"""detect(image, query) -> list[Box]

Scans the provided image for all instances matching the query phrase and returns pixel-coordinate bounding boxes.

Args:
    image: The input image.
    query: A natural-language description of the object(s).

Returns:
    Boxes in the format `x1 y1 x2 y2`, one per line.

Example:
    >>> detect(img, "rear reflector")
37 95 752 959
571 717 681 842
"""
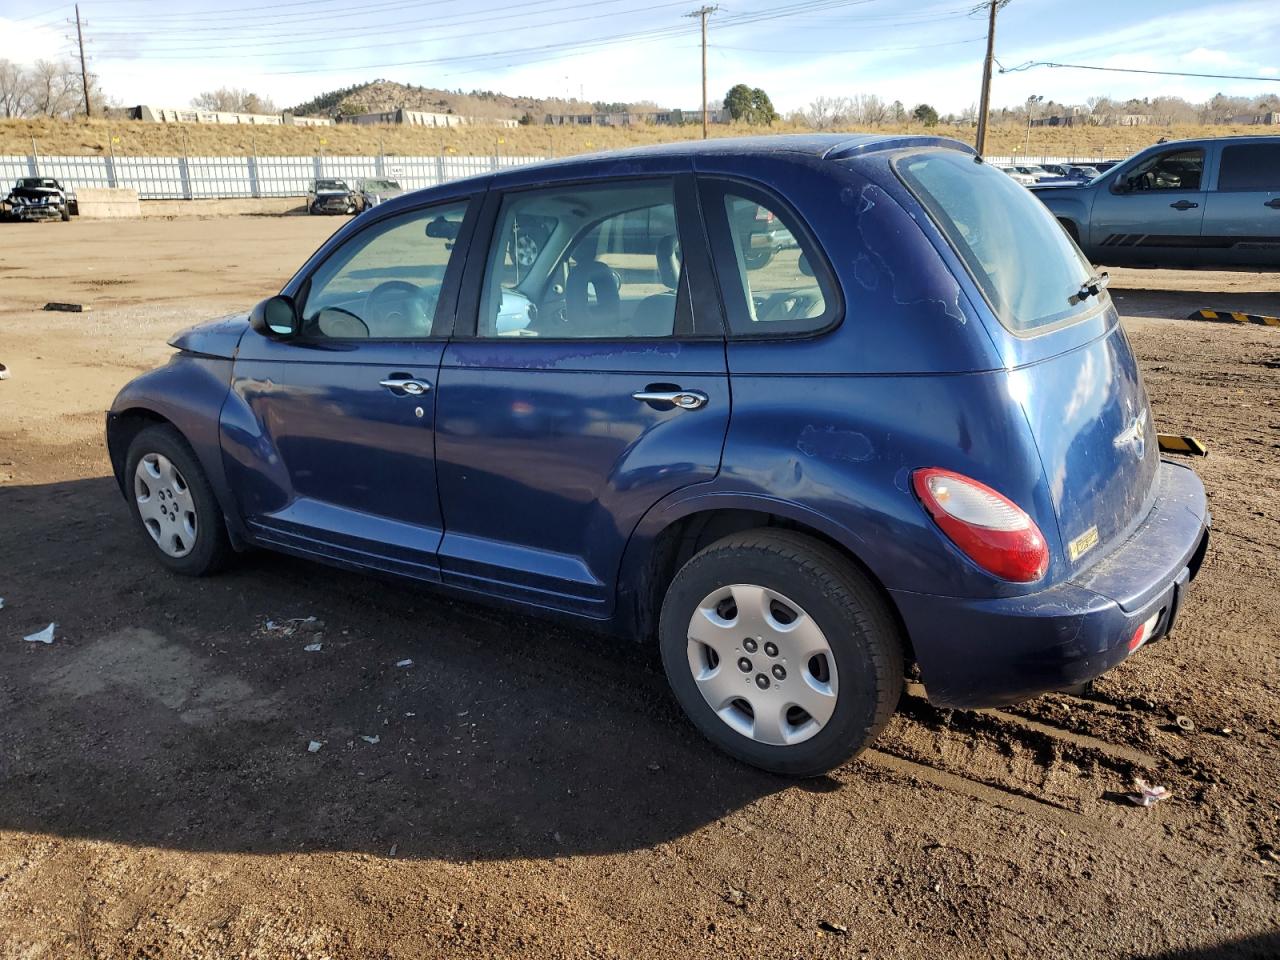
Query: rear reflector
1128 610 1162 652
912 468 1049 583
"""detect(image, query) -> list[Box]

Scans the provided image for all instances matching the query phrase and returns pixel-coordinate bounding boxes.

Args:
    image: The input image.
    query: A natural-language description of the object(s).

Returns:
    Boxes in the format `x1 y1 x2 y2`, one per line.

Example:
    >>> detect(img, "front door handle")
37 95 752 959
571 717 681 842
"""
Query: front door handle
632 389 708 410
1169 200 1199 210
1265 198 1280 209
380 378 431 396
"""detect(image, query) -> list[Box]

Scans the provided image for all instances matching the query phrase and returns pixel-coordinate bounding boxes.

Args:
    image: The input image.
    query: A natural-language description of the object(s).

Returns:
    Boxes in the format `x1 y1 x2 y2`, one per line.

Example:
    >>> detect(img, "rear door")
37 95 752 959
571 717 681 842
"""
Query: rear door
1201 141 1280 266
433 172 729 617
1088 146 1207 264
225 197 476 579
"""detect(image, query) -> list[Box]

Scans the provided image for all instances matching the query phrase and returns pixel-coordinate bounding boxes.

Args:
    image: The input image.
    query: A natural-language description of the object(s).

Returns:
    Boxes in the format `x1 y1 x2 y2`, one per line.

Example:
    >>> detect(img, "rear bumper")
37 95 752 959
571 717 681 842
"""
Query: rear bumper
892 460 1210 709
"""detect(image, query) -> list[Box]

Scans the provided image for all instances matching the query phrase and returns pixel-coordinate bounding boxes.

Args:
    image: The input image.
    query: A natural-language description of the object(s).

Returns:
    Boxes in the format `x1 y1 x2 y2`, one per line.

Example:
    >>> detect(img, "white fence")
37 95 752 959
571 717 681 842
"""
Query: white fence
0 153 544 200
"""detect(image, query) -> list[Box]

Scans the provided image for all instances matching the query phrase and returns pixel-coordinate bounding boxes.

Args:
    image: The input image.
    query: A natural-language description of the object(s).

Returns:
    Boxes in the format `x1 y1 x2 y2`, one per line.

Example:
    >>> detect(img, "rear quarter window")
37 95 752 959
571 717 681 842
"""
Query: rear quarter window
1217 143 1280 191
894 150 1099 335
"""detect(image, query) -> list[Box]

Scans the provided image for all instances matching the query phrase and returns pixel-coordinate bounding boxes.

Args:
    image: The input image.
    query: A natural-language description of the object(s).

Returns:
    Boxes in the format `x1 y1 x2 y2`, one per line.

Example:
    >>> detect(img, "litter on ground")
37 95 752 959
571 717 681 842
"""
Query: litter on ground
1126 778 1172 807
396 658 413 668
361 735 380 745
303 642 322 652
307 740 324 753
23 623 55 644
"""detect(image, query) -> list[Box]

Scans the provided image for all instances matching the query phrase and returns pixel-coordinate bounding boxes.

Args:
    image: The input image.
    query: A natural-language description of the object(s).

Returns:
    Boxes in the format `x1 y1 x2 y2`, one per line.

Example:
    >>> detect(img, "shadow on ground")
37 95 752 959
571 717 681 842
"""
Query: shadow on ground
0 476 789 862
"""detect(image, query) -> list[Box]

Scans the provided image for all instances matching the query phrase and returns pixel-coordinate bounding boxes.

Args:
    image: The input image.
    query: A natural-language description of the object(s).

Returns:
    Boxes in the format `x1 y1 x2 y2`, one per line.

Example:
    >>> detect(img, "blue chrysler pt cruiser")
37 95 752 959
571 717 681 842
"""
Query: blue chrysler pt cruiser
106 135 1210 776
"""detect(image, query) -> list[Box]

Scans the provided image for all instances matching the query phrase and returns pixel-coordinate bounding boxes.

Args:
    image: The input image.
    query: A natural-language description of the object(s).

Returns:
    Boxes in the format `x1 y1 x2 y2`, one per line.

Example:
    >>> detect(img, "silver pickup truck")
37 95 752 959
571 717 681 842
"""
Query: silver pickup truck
1031 136 1280 267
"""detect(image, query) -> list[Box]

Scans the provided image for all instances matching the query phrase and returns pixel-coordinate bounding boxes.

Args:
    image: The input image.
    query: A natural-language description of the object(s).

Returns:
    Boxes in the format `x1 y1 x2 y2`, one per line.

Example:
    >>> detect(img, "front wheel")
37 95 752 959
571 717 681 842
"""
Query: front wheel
659 530 903 776
124 425 233 576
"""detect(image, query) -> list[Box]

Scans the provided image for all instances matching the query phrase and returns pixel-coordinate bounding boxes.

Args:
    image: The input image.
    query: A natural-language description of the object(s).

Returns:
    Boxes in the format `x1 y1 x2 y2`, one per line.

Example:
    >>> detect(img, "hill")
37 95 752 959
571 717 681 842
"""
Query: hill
287 80 545 121
2 115 1273 161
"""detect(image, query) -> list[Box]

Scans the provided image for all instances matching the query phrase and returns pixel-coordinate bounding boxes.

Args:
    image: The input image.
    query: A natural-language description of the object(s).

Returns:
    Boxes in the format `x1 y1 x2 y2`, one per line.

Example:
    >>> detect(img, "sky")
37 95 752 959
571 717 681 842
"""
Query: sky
1 0 1277 115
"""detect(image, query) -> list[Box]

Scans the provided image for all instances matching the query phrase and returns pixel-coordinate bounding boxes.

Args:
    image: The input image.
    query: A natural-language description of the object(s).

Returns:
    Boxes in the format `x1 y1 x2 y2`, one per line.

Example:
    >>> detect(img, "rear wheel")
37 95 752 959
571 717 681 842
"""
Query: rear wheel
124 425 233 576
659 530 903 776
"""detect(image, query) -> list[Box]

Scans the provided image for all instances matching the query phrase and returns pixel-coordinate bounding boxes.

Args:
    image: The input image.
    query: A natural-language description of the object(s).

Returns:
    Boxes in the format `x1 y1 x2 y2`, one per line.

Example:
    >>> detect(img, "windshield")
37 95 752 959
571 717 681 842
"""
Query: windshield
363 180 400 192
315 180 347 191
895 149 1099 335
17 178 58 189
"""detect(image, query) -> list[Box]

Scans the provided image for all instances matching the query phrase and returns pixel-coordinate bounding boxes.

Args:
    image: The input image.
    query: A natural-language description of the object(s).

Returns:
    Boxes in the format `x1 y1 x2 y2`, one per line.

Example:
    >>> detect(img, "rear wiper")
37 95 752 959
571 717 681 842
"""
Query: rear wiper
1070 271 1110 305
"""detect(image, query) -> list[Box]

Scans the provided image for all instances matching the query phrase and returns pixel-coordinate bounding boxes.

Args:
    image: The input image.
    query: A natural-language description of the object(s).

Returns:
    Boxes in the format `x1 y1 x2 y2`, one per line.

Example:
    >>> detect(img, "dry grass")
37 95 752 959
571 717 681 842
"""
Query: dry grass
2 115 1272 160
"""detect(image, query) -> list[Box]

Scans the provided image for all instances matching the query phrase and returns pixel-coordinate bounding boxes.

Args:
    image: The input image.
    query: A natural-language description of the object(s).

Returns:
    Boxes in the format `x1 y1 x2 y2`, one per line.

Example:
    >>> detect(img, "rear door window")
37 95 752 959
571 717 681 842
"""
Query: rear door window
701 182 837 337
1217 143 1280 191
894 149 1098 335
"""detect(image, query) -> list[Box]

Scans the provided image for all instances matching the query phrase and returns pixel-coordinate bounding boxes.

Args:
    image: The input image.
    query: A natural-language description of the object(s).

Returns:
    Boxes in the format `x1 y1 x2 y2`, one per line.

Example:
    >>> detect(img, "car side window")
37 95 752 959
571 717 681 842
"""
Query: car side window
710 186 834 337
477 181 686 339
1217 144 1280 192
1115 149 1204 193
299 200 468 340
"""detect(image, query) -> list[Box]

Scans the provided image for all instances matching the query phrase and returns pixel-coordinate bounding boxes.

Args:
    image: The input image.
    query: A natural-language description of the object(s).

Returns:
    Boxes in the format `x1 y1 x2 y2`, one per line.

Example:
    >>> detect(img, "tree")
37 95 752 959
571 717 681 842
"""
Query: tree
192 87 277 115
852 93 887 125
724 84 778 125
912 103 939 127
889 100 906 122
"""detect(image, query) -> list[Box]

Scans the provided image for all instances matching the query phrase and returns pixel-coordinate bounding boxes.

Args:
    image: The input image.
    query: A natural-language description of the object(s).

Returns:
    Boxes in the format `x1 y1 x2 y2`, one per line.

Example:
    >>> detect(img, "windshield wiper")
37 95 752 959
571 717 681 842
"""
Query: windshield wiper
1070 271 1110 305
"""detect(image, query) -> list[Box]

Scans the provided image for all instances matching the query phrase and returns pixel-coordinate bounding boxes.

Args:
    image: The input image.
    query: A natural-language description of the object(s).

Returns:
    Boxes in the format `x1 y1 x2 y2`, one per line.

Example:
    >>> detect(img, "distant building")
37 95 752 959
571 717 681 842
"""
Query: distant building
130 105 335 126
338 108 519 128
543 108 724 127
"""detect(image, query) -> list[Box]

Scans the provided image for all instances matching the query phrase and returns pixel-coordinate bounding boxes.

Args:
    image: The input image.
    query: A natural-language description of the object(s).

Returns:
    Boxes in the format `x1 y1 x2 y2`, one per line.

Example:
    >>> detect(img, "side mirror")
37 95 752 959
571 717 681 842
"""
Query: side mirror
249 295 299 338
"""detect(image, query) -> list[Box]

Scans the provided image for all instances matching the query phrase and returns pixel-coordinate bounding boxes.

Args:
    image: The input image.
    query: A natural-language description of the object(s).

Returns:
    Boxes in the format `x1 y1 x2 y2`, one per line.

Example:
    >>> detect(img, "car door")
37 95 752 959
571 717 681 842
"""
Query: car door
223 196 477 580
1201 141 1280 267
433 172 729 617
1088 146 1207 265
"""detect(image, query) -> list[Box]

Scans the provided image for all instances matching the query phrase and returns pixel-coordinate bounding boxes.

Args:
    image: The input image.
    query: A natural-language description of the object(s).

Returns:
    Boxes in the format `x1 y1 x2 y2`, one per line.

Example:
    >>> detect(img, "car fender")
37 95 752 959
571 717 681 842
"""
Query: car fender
106 355 247 543
612 484 891 640
1031 186 1093 242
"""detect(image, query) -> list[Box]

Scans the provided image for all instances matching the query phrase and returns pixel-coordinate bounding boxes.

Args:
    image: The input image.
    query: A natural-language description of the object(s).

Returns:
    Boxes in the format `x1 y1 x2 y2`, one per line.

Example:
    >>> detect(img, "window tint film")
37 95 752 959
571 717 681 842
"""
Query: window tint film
300 201 468 339
719 192 831 336
895 150 1097 335
478 181 685 339
1218 144 1280 192
1116 148 1204 192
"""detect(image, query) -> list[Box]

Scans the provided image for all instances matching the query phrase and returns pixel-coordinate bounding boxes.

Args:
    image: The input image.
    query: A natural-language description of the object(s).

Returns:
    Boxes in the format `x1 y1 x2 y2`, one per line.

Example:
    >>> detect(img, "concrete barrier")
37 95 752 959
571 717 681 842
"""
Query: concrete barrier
139 197 306 218
75 187 141 219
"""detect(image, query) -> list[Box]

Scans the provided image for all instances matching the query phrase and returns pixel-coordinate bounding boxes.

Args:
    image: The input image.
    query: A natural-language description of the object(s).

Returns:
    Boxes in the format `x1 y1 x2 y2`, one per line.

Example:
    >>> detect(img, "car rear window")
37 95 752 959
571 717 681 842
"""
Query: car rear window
894 149 1099 335
1217 143 1280 192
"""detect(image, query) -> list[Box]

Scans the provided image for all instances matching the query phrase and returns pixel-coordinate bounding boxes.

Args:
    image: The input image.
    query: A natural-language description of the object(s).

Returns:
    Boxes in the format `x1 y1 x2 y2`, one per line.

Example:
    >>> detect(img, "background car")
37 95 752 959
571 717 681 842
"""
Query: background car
5 177 70 222
355 178 404 212
106 135 1208 777
1032 135 1280 266
307 178 356 215
999 166 1037 186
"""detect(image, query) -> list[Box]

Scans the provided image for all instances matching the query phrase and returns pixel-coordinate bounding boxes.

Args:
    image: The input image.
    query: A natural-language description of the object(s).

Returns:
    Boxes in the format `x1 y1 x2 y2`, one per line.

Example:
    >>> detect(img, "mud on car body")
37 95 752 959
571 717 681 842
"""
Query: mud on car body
106 135 1210 776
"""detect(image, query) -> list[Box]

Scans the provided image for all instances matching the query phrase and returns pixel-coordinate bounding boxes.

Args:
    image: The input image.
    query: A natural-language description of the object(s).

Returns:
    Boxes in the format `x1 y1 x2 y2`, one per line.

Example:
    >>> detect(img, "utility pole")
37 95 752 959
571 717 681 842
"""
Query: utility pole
974 0 1006 156
74 4 91 118
685 5 717 139
1024 93 1042 156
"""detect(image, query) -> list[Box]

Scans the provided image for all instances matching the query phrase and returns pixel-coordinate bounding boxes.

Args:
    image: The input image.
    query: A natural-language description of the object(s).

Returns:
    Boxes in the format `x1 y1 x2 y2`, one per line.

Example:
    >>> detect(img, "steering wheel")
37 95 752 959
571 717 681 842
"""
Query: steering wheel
363 280 434 337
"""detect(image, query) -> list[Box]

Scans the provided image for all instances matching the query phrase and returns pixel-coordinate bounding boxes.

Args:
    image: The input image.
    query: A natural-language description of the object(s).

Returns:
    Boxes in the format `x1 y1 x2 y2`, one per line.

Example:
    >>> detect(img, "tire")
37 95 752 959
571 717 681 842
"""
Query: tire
60 207 70 222
124 424 233 576
1057 218 1080 244
659 530 903 776
743 247 775 270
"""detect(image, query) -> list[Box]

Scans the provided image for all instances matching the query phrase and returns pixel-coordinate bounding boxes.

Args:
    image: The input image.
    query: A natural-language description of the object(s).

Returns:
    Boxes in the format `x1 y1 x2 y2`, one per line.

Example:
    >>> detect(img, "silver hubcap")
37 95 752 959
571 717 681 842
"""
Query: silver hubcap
134 453 198 558
686 584 839 746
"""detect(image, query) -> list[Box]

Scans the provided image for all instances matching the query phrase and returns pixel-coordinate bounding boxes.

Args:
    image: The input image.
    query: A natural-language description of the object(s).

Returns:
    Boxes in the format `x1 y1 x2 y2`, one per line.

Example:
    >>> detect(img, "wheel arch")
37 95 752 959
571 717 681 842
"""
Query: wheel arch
615 494 912 661
106 406 178 496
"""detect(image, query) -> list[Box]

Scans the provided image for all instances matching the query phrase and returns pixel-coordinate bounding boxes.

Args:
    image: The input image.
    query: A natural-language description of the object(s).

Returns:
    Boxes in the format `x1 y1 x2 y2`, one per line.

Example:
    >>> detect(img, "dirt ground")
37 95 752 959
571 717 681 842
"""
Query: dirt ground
0 217 1278 959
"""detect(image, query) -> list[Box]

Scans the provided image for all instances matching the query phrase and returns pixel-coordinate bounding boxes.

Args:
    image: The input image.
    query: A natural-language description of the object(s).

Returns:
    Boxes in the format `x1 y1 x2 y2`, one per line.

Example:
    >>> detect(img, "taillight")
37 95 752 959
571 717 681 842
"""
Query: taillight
754 207 774 223
912 468 1049 583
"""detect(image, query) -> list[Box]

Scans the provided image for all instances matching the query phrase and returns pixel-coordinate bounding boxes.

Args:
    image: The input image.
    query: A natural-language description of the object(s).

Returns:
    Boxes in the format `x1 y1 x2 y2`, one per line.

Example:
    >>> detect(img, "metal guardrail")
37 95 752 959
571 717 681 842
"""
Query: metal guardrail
0 153 544 201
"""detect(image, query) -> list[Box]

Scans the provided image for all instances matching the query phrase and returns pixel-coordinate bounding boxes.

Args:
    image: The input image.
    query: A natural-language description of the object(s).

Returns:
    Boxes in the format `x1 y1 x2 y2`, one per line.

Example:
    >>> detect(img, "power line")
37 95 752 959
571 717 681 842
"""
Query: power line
710 35 983 53
999 60 1280 83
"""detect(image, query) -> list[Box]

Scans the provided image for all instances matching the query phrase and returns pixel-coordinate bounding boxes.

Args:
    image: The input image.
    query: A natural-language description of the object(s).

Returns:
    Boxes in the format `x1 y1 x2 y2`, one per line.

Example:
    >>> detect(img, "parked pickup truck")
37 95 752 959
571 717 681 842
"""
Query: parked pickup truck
4 177 70 222
1031 136 1280 267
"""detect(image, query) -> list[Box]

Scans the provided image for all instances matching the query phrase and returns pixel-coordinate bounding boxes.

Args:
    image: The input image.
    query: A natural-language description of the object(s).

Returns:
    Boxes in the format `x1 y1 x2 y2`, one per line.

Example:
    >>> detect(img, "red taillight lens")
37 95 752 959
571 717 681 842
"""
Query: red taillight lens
912 468 1049 583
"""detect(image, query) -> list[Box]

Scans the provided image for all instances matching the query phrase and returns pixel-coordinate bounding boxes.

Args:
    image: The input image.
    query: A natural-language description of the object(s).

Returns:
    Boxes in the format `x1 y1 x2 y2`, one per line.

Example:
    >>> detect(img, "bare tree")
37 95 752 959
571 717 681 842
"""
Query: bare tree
0 59 31 118
192 87 278 115
28 59 82 118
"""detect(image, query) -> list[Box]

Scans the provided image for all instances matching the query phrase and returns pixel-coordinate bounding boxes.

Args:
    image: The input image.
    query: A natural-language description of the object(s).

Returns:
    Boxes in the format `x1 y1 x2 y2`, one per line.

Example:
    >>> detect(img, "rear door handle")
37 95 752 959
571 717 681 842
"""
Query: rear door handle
632 389 708 410
1169 200 1199 210
1265 198 1280 209
380 378 431 395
